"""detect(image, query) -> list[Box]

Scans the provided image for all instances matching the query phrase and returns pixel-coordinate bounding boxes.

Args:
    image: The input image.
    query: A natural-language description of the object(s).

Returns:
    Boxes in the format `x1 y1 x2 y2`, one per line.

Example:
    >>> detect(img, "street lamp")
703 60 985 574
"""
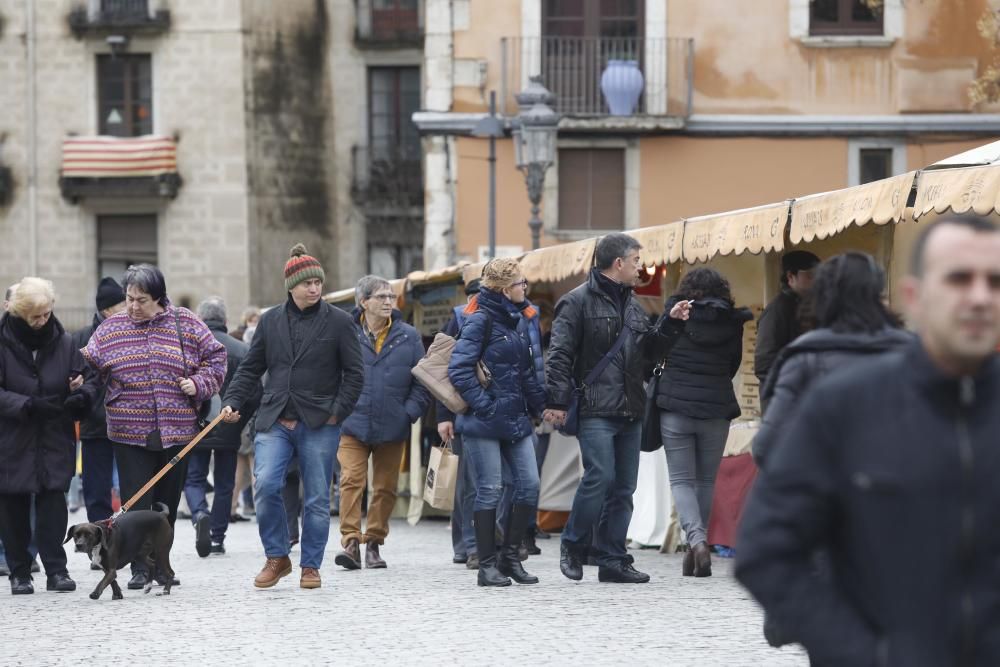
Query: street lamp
513 76 559 250
471 91 504 260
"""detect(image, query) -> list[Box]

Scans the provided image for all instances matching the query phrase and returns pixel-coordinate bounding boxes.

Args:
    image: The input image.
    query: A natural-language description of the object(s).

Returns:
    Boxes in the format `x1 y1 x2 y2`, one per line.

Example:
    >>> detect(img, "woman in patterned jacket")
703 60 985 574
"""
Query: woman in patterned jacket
82 264 226 590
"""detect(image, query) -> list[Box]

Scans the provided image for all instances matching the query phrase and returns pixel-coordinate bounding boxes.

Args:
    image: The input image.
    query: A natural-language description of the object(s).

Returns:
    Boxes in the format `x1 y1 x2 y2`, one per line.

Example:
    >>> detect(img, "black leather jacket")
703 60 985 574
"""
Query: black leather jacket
545 269 659 420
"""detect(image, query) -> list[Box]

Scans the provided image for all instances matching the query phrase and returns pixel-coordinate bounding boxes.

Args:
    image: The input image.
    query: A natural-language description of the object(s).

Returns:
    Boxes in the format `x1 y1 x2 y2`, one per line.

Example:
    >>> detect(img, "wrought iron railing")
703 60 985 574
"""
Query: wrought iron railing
500 36 694 117
351 146 423 209
68 0 170 35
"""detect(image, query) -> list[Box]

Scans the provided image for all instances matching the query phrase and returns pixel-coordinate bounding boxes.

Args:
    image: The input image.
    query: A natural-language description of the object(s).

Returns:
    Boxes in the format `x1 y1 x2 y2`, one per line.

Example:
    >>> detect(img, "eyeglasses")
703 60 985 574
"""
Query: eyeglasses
509 280 528 289
369 293 396 302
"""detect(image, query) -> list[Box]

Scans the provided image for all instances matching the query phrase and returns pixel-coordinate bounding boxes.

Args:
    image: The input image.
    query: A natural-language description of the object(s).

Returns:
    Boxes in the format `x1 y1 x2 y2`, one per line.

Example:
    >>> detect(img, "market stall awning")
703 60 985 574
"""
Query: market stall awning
926 139 1000 169
61 135 178 177
682 202 789 263
789 171 915 244
519 237 596 284
912 164 1000 220
407 262 469 288
628 221 684 267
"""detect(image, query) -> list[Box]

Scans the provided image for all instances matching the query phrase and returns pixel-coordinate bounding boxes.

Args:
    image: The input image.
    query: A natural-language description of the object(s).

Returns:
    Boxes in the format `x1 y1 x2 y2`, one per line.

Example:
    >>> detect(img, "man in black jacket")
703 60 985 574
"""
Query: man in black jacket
71 277 126 523
735 215 1000 666
753 250 819 400
184 297 261 557
221 244 364 590
544 233 659 584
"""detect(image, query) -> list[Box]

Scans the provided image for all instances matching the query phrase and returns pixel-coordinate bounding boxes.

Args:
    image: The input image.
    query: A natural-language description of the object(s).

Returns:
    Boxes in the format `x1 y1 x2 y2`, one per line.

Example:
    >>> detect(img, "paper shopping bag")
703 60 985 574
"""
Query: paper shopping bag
423 443 459 511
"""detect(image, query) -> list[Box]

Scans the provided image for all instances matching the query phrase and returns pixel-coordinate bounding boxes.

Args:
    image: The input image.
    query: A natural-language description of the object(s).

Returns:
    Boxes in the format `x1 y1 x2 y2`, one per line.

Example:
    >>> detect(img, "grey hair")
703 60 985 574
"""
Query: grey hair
197 296 227 324
355 275 392 306
122 264 167 304
4 283 19 303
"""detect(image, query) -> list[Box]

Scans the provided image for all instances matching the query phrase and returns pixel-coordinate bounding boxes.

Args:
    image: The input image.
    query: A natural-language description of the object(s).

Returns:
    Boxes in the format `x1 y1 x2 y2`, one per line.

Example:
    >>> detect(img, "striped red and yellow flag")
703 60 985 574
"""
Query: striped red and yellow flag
61 135 177 178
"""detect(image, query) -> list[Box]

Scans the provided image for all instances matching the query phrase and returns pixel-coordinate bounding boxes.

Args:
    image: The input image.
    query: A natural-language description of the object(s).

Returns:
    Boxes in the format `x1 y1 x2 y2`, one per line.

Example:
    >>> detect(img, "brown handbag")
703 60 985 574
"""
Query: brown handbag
411 317 493 414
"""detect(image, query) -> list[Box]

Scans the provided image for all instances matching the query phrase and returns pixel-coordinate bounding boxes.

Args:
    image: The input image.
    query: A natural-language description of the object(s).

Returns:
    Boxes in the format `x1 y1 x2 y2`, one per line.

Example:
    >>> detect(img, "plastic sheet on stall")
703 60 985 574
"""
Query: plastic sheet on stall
790 171 915 244
682 201 789 263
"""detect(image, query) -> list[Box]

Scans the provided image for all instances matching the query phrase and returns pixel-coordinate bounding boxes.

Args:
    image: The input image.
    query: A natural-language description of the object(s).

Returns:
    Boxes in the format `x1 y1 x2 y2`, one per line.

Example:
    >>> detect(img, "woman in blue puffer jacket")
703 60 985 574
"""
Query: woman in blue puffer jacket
448 257 547 587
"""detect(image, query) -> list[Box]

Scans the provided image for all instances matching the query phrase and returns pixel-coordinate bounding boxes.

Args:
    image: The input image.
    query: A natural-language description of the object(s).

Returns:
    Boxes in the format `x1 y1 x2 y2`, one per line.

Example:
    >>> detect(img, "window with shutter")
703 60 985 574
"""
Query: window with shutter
97 214 157 279
558 148 625 231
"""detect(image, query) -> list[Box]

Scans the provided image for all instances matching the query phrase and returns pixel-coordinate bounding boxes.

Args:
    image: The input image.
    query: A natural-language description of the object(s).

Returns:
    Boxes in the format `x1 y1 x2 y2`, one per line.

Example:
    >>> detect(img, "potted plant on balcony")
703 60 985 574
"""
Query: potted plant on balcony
601 54 645 116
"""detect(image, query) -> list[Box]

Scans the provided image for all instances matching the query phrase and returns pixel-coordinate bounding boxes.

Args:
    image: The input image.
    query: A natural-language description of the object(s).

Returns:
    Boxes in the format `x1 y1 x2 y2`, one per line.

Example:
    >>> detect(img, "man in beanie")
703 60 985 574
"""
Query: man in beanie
754 250 820 406
222 243 364 590
71 277 127 523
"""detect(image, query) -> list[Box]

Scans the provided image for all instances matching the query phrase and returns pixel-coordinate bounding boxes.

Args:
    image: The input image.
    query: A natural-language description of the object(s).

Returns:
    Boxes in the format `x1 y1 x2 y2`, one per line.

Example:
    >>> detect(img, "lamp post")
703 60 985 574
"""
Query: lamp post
513 76 559 250
471 91 504 260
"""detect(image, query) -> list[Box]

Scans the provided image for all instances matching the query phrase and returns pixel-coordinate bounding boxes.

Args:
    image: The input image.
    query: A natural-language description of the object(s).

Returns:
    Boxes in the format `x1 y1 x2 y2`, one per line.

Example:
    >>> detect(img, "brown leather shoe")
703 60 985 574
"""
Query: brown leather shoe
300 567 321 589
693 541 712 578
253 556 292 588
365 542 387 569
334 539 362 570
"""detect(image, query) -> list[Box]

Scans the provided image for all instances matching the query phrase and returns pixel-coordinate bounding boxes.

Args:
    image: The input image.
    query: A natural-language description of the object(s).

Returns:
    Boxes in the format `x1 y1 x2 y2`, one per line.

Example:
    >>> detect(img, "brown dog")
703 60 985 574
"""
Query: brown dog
64 502 175 600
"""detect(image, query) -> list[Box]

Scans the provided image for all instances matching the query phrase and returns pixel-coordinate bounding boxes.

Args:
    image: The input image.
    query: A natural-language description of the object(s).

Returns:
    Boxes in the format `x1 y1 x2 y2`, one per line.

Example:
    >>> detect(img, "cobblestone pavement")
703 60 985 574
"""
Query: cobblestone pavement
6 516 807 666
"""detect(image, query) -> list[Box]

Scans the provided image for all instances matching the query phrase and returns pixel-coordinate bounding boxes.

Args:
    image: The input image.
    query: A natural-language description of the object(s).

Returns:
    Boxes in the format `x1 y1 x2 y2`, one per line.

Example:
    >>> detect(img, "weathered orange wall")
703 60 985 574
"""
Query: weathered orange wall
452 3 522 112
454 137 536 261
639 136 847 226
907 138 1000 171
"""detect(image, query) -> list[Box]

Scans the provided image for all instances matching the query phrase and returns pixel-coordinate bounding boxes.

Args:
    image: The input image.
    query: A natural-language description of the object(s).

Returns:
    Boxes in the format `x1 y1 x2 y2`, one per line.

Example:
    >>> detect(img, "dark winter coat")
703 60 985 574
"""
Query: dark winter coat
224 298 365 431
545 268 659 419
449 288 546 442
342 309 430 444
753 286 803 387
436 296 544 425
753 326 914 465
735 342 1000 667
71 313 109 441
198 319 261 450
655 296 753 421
0 313 98 494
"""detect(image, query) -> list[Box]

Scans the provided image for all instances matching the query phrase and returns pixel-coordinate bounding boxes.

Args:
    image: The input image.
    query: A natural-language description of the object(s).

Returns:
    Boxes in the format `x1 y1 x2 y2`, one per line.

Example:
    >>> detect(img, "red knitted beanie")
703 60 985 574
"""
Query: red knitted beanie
284 243 326 291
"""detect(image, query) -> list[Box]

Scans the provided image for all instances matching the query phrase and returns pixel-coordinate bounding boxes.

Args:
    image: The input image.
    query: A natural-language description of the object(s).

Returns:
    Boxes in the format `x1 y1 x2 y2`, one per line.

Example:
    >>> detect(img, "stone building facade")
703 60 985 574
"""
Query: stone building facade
0 0 423 327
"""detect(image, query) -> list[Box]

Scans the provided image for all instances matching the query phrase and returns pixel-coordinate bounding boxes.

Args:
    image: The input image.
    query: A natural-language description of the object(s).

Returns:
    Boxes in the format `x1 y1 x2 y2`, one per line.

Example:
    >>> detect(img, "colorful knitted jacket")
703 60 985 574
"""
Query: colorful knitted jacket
82 303 227 448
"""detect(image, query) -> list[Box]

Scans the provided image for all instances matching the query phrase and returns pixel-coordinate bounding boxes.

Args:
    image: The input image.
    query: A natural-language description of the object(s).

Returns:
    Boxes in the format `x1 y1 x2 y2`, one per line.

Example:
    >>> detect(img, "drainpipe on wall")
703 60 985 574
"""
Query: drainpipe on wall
26 0 38 275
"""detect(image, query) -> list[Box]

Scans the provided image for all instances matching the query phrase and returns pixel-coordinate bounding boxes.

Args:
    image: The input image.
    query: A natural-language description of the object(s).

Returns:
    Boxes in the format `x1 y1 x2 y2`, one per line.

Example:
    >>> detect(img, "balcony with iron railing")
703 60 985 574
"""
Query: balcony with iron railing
351 145 423 213
500 36 694 120
354 0 423 49
68 0 170 38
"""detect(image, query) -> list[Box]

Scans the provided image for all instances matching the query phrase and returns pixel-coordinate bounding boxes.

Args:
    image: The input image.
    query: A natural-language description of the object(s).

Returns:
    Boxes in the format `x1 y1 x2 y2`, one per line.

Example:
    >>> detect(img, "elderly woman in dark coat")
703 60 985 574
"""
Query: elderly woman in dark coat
0 277 98 595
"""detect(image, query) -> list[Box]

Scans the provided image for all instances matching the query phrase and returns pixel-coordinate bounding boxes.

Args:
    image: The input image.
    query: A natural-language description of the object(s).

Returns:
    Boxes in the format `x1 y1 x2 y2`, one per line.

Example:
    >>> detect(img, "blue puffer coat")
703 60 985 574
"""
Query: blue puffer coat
449 288 547 441
341 310 430 445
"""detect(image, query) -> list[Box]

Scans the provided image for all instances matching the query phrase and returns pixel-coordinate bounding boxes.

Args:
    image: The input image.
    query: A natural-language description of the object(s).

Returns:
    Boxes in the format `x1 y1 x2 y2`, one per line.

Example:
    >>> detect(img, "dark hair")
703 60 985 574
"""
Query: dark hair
808 252 896 334
909 214 999 277
122 264 167 305
780 250 820 285
671 267 734 306
595 233 642 270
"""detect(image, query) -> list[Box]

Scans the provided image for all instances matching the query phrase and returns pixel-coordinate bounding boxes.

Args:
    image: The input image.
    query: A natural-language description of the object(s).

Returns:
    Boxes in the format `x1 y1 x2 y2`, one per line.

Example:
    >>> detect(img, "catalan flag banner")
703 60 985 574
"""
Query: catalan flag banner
61 135 178 178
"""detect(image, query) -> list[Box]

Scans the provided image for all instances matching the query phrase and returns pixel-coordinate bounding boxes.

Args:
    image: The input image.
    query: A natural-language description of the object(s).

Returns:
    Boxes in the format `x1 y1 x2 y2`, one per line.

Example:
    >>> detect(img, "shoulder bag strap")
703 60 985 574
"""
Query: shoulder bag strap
580 322 630 390
173 310 202 415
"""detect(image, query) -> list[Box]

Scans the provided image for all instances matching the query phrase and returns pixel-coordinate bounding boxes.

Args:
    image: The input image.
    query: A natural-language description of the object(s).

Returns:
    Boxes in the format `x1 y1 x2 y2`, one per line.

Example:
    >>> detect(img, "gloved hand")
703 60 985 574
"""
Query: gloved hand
63 393 90 420
28 397 63 418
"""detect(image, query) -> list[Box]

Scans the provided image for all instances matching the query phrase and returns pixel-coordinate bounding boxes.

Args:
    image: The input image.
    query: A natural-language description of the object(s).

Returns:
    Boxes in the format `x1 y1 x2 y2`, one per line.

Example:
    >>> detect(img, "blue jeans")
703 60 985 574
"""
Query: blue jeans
660 412 730 546
497 432 548 533
254 422 340 569
449 435 477 557
463 435 539 513
562 417 641 567
184 449 237 544
81 437 117 522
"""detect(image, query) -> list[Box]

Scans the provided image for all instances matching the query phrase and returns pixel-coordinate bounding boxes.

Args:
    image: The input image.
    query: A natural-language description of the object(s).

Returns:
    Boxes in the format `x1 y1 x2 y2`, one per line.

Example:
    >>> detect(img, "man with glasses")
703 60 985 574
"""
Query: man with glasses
333 276 429 570
544 233 660 584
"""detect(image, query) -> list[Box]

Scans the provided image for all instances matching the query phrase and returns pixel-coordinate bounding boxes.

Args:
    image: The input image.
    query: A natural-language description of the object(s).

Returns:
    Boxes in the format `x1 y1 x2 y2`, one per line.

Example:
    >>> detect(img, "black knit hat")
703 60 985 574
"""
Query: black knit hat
464 278 481 296
95 277 125 311
781 251 820 276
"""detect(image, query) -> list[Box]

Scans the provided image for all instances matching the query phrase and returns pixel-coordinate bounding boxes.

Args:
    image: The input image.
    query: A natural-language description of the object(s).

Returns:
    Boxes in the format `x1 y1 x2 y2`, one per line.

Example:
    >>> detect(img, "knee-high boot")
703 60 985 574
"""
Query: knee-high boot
474 509 511 587
497 504 539 584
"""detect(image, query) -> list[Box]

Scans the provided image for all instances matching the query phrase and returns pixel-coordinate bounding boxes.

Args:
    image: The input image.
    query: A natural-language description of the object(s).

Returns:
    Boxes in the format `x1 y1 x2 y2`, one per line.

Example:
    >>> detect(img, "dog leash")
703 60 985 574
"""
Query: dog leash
100 413 227 528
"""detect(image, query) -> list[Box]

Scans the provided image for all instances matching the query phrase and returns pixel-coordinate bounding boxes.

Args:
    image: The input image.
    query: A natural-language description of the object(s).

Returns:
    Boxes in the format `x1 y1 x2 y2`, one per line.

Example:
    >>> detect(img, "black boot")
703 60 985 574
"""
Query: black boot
559 542 583 581
474 509 511 587
497 504 539 585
